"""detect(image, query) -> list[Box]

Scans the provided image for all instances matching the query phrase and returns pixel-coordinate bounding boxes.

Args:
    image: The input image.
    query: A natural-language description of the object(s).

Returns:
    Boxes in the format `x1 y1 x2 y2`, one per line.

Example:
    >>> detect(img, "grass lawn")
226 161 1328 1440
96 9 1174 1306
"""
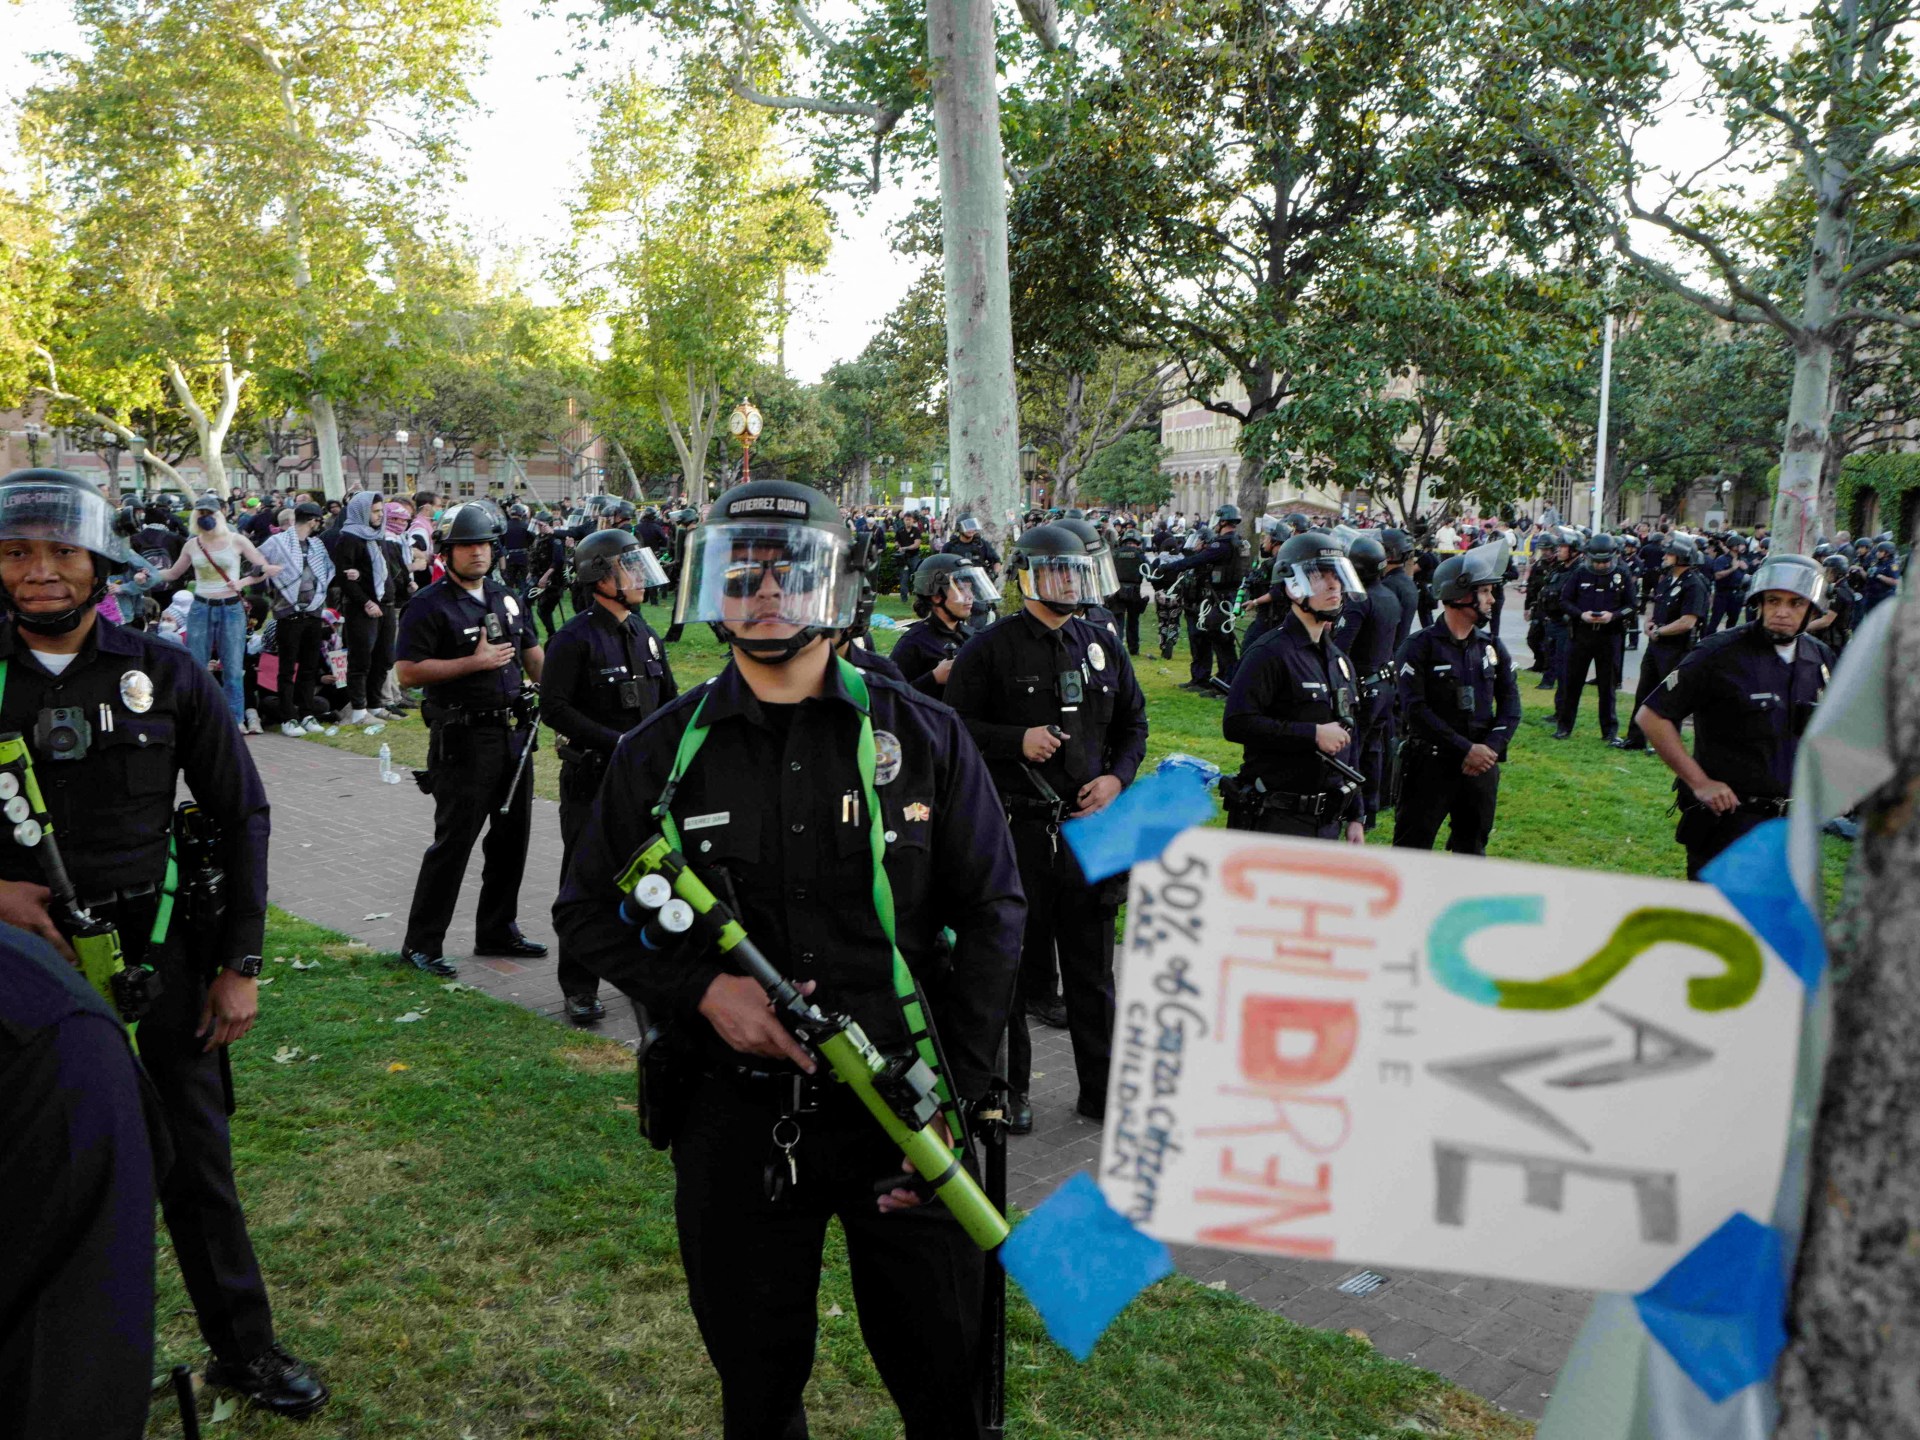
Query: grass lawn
149 910 1531 1440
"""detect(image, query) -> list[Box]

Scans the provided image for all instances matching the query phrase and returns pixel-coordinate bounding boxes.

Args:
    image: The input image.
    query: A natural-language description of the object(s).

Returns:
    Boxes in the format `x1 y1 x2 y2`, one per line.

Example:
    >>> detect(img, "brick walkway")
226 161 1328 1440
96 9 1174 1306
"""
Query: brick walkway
254 726 1590 1420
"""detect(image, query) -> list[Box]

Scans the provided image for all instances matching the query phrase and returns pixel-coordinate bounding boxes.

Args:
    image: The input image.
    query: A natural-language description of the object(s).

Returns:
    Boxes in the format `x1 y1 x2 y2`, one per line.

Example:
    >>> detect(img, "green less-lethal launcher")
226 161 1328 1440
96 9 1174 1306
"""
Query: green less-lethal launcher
618 834 1012 1252
0 731 137 1040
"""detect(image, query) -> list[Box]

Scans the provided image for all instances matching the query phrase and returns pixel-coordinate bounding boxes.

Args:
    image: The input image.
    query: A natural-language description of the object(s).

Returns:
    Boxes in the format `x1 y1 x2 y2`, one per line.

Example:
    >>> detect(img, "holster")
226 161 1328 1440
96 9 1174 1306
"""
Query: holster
635 1016 695 1151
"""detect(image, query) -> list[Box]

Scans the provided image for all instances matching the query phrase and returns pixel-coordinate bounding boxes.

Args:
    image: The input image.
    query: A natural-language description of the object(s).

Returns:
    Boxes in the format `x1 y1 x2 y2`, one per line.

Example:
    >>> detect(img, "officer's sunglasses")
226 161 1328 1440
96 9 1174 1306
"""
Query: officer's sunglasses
719 557 820 598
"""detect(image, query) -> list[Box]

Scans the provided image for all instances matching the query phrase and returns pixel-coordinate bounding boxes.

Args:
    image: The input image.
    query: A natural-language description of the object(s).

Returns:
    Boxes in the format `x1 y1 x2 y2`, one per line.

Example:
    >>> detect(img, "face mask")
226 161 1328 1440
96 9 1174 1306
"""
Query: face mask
196 513 218 530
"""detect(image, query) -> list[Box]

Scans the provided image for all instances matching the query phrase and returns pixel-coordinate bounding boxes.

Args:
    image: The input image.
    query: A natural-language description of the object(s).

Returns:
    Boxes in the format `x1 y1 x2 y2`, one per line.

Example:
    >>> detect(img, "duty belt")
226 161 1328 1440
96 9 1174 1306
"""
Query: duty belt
555 742 609 767
422 703 511 728
1678 792 1790 818
1360 664 1395 695
1004 792 1069 825
1222 774 1342 820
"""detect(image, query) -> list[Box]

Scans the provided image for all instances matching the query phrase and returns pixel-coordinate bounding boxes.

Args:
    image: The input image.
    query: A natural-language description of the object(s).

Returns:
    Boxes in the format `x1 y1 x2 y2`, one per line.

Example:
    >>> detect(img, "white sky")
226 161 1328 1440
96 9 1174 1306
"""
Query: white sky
0 0 920 384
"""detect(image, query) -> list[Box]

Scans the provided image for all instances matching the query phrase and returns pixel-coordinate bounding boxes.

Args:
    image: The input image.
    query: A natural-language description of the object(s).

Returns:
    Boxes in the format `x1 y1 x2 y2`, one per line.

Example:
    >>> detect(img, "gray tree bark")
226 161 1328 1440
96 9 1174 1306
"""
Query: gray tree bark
927 0 1021 551
1777 578 1920 1440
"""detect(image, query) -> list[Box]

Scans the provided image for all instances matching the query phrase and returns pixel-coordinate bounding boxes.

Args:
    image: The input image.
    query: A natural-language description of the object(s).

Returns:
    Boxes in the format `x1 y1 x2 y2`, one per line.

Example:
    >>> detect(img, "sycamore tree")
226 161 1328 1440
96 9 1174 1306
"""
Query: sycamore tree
570 63 828 500
26 0 492 500
1480 0 1920 548
1074 429 1170 512
0 182 61 409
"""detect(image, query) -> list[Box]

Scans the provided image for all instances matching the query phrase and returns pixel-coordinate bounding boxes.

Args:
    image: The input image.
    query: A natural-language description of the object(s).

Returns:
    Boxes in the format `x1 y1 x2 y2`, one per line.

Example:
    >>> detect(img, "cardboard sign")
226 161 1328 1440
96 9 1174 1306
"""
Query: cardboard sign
1101 831 1801 1294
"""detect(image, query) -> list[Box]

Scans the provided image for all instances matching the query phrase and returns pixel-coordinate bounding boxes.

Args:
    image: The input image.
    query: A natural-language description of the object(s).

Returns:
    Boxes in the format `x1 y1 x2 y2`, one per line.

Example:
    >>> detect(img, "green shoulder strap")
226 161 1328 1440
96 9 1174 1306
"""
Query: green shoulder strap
651 662 961 1134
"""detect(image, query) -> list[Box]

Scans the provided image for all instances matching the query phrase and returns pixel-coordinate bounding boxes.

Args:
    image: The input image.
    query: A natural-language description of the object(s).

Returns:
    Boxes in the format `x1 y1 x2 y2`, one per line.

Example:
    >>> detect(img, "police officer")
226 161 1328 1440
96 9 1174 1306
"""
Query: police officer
553 480 1023 1440
1807 552 1856 651
529 515 572 643
395 501 547 977
946 523 1148 1134
1220 531 1367 841
890 552 998 700
1374 528 1419 649
1155 503 1249 691
1238 516 1287 648
636 504 674 605
1338 532 1403 823
1110 526 1150 655
540 530 676 1025
1393 548 1521 854
1524 528 1572 686
1554 532 1635 744
1706 534 1750 632
1621 534 1711 751
1052 515 1126 644
0 468 327 1417
943 514 1001 578
1635 554 1833 879
1619 532 1642 650
501 502 533 595
1860 539 1901 617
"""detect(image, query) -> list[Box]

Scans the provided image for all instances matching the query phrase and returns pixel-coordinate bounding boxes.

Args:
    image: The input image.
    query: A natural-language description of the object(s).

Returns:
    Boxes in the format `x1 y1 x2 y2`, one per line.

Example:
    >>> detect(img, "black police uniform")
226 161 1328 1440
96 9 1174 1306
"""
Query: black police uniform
945 610 1148 1116
1332 581 1404 821
553 659 1024 1440
1110 538 1149 655
540 603 677 1004
1392 620 1521 853
1555 562 1636 738
1240 551 1281 648
1220 613 1362 838
889 616 971 700
1382 565 1420 650
843 638 907 682
943 532 1001 576
396 575 542 960
1708 549 1748 632
1 929 162 1440
0 618 279 1372
1623 565 1712 750
1155 531 1249 684
1641 622 1832 878
531 529 572 641
500 514 533 594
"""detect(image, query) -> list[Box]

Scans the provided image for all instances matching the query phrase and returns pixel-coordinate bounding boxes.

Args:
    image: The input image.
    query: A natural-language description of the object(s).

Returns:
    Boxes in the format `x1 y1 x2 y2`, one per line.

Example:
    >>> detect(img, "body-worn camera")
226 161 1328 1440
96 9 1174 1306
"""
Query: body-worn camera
1056 668 1084 706
1456 684 1478 715
33 707 91 761
483 612 507 645
614 677 645 710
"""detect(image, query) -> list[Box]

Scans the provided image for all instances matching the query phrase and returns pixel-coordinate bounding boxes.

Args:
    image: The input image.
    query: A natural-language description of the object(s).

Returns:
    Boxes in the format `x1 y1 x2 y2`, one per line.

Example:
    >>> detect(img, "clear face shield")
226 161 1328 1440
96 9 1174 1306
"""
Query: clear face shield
0 481 135 563
616 546 670 590
1087 543 1121 600
1282 555 1365 607
675 522 858 631
946 564 1001 610
1015 553 1106 608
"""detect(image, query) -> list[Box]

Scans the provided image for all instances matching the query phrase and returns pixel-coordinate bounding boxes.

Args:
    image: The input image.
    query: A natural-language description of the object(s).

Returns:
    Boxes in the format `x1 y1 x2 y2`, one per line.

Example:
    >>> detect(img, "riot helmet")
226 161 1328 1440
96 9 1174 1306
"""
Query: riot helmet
1347 534 1387 586
1010 523 1104 614
1053 515 1121 599
1664 535 1699 567
676 480 857 664
438 499 507 552
1274 531 1362 619
1584 532 1619 571
1213 504 1243 528
1745 553 1827 634
0 468 137 634
573 529 668 596
1378 527 1412 563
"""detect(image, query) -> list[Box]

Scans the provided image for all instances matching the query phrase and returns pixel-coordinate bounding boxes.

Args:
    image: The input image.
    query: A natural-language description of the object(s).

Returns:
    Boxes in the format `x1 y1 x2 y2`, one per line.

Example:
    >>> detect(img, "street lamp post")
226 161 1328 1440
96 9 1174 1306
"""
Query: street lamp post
931 459 947 521
129 436 148 498
23 423 41 468
394 429 410 491
1019 442 1037 510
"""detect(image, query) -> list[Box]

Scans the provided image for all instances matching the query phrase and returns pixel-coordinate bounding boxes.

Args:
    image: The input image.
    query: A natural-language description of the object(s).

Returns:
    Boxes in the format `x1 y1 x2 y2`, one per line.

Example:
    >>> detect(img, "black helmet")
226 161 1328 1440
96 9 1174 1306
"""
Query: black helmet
0 468 135 634
573 528 668 591
1274 531 1362 617
1347 534 1387 586
1377 527 1411 563
600 497 636 525
1665 535 1700 566
1010 522 1103 613
1282 511 1310 535
911 552 967 598
438 499 506 551
957 515 981 536
1433 553 1496 609
1063 506 1087 520
677 479 854 663
508 503 529 520
1052 516 1121 598
1821 553 1849 578
1214 503 1242 526
1584 532 1618 569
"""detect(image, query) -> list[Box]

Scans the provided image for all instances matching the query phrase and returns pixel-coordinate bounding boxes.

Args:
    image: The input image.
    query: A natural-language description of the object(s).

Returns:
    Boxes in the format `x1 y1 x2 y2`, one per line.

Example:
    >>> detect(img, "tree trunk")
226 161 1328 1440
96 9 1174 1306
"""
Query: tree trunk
1234 366 1277 515
855 455 872 507
927 0 1021 547
1772 159 1853 550
1776 584 1920 1440
164 352 248 500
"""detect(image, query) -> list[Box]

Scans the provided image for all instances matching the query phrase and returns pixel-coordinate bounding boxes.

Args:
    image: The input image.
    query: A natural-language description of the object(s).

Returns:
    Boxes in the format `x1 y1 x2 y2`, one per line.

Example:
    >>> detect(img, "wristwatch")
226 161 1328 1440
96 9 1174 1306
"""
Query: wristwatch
227 954 263 978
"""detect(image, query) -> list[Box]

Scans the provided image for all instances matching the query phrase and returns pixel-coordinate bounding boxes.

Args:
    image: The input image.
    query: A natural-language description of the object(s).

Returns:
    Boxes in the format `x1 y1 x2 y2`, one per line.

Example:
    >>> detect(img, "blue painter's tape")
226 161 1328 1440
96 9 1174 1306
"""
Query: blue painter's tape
1063 766 1216 883
1633 1211 1788 1404
1000 1171 1174 1361
1701 819 1826 988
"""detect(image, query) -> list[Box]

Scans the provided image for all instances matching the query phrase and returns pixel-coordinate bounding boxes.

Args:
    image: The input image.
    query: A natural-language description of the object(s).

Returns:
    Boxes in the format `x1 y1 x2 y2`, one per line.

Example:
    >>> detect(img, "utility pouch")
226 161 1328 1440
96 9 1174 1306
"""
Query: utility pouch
635 1018 693 1151
172 802 227 961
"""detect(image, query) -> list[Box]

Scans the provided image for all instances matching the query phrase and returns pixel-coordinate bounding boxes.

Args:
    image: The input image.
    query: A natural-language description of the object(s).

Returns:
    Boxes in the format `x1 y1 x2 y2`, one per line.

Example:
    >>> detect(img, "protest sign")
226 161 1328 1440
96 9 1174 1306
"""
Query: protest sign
1101 831 1802 1294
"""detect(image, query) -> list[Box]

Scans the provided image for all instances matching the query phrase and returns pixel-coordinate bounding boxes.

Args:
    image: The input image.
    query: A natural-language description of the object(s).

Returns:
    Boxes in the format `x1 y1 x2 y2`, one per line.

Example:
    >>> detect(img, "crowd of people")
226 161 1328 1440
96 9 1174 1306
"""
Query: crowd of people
0 459 1904 1440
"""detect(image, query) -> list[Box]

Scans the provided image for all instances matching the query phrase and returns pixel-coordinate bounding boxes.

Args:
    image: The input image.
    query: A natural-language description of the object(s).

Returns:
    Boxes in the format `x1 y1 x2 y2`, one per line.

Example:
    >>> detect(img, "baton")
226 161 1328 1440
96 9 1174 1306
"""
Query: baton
173 1365 201 1440
977 1075 1010 1437
499 716 538 816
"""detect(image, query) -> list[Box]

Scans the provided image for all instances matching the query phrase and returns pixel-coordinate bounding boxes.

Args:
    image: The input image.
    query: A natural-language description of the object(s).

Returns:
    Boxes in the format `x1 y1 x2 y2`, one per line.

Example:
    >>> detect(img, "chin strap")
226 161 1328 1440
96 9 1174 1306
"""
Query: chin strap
2 574 106 635
710 623 829 665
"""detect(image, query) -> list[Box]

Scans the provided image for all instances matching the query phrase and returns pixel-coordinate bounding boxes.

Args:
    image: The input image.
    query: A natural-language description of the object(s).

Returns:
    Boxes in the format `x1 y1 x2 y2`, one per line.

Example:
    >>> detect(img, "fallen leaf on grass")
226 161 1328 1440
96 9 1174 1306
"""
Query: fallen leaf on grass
1206 1280 1228 1290
272 1046 303 1064
825 1304 845 1318
439 980 470 993
210 1395 237 1423
387 1062 409 1073
393 1011 427 1023
257 976 274 985
291 959 320 971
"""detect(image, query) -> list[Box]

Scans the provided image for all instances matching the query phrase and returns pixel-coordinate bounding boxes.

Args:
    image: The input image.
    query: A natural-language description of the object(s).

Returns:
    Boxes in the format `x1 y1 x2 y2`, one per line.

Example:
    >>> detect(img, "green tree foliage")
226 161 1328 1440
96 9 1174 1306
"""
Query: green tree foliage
569 62 829 499
1075 429 1170 512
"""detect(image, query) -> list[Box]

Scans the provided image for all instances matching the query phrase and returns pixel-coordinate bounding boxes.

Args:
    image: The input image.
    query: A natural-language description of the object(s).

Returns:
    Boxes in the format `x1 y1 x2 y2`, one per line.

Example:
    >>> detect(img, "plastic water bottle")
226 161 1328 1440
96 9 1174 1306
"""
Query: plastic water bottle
378 741 394 785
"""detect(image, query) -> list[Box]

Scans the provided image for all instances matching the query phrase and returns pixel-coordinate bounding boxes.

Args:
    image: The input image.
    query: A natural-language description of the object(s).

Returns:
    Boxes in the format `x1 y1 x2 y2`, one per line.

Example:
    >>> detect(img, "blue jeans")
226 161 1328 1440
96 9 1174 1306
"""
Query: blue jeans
187 598 247 726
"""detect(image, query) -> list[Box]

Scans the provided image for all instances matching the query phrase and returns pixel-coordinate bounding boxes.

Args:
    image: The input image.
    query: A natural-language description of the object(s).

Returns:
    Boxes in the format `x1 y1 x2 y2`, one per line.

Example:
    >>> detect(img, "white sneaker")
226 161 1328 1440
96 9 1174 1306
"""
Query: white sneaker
281 721 305 738
245 709 264 734
301 717 325 734
345 708 373 725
